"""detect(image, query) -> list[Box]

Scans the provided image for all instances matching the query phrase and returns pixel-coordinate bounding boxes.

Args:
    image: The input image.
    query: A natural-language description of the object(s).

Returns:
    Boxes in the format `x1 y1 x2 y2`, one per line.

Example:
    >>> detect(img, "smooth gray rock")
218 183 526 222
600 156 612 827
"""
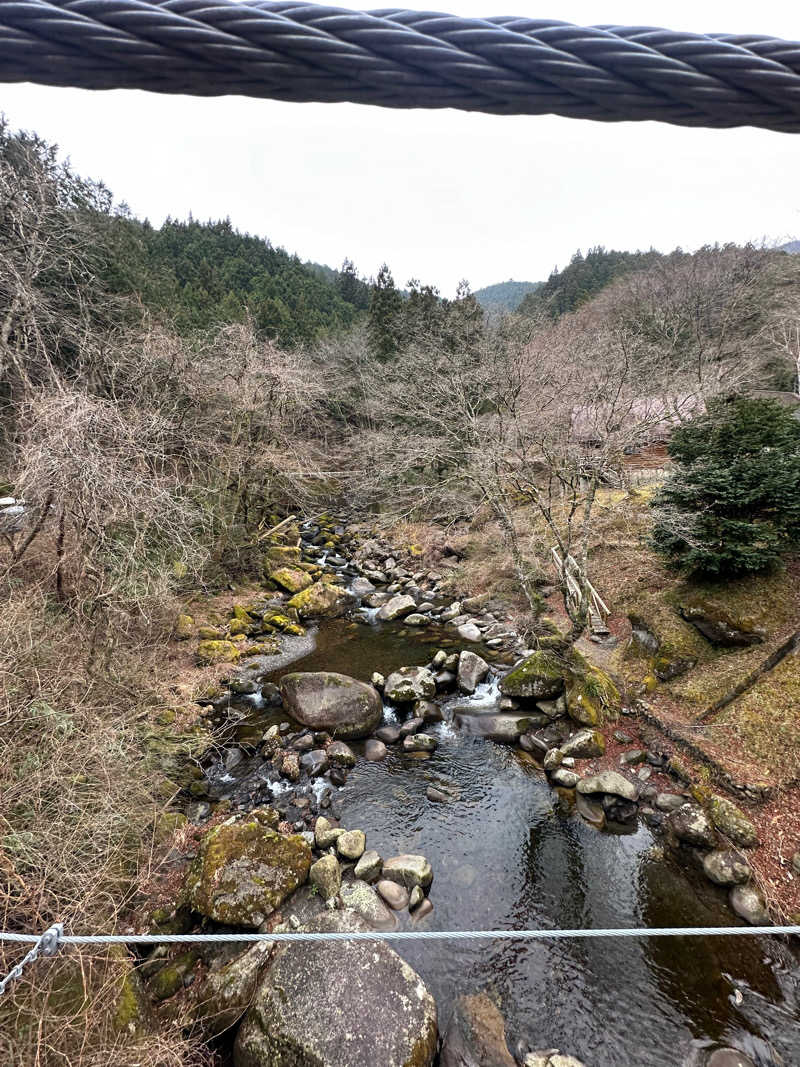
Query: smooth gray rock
655 793 686 812
702 850 751 887
454 713 531 744
350 577 376 598
402 732 437 753
339 880 396 930
705 1049 756 1067
577 771 637 801
365 739 388 762
457 622 483 643
550 768 580 789
354 849 382 883
457 650 490 694
235 911 437 1066
280 672 382 740
729 885 770 926
560 729 606 759
382 854 433 890
376 880 410 910
337 829 366 861
376 594 417 622
375 725 401 744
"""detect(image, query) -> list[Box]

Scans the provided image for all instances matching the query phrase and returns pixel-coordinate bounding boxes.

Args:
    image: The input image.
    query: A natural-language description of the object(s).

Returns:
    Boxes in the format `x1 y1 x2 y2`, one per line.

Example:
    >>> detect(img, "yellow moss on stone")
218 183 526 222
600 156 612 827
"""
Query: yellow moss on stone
174 614 194 640
196 639 240 665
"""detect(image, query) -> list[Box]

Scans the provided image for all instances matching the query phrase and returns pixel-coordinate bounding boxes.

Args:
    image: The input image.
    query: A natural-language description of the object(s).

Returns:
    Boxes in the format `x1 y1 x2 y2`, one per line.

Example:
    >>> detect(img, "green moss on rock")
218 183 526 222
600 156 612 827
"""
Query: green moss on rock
288 581 350 620
147 951 199 1002
174 614 194 640
708 794 759 849
262 545 302 578
196 639 240 666
184 809 310 927
500 651 564 700
270 566 314 594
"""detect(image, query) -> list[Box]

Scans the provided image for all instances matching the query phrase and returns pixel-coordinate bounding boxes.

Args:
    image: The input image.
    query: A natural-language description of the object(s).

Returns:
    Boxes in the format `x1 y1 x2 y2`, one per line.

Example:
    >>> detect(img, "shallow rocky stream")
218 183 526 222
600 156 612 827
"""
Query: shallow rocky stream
194 611 800 1067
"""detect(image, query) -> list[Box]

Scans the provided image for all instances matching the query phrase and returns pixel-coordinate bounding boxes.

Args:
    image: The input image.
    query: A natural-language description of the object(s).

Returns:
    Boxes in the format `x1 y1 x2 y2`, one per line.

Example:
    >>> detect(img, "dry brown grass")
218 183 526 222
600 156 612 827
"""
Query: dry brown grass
0 567 212 1065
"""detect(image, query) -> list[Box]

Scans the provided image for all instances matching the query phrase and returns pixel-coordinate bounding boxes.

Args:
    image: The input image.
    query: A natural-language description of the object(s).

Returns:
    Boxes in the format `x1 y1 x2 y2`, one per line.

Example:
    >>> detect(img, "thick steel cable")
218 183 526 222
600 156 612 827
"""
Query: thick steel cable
0 2 799 131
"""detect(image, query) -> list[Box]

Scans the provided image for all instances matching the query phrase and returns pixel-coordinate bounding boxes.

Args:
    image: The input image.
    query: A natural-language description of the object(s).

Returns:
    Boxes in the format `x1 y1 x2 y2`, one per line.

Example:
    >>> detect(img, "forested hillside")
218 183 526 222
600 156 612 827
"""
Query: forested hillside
473 278 541 314
518 246 663 317
105 216 370 345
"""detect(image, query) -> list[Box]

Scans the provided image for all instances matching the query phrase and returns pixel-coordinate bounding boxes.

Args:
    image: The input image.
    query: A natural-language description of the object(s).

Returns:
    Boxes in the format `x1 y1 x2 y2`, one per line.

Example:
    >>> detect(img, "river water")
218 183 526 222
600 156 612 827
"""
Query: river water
216 616 800 1066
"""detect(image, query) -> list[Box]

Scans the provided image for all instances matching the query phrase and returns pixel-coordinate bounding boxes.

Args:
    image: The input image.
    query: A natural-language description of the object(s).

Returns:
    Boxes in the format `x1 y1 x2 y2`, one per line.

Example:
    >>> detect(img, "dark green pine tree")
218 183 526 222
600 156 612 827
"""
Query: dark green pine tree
650 396 800 577
368 263 404 360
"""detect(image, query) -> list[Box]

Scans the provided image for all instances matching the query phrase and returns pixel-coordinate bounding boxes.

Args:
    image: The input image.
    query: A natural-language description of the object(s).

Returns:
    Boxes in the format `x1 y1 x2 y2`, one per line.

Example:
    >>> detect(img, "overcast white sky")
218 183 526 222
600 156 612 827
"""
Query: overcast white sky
2 0 799 294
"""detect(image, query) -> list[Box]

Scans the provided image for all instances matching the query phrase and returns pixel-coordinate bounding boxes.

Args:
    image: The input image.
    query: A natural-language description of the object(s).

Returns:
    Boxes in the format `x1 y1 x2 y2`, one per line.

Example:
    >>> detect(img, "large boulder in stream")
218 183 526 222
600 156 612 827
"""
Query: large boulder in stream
457 651 490 694
288 580 351 619
384 666 437 704
280 672 383 739
376 594 417 621
440 993 516 1067
454 713 533 744
499 651 564 700
184 810 311 927
234 910 437 1067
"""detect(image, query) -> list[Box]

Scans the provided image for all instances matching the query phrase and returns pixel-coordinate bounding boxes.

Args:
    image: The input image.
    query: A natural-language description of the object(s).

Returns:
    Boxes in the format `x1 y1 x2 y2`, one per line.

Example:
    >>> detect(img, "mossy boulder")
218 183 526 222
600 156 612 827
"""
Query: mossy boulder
174 614 194 640
280 671 383 739
263 545 302 577
197 625 225 640
111 947 154 1037
154 811 187 843
565 683 600 726
288 580 350 619
235 910 437 1067
232 604 251 622
628 606 707 681
184 809 311 927
708 795 759 848
191 941 273 1038
440 992 516 1067
261 609 306 637
271 567 314 594
147 951 199 1002
680 600 765 648
229 618 252 637
196 639 240 665
500 651 564 700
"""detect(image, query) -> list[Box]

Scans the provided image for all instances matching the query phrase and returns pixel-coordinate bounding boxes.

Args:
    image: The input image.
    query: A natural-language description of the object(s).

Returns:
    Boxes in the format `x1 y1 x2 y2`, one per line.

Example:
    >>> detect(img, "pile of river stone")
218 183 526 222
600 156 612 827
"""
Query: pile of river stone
301 522 526 655
139 804 439 1066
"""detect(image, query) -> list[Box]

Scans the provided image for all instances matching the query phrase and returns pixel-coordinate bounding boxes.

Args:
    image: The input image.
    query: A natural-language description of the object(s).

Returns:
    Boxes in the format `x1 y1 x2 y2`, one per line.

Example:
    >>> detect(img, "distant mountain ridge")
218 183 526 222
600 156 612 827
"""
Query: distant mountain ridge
778 240 800 254
473 279 542 314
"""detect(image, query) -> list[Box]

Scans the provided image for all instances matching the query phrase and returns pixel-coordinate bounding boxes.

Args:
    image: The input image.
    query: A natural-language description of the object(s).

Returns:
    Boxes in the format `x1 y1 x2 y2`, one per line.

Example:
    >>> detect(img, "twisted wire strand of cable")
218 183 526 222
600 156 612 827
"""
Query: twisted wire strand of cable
0 1 799 130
